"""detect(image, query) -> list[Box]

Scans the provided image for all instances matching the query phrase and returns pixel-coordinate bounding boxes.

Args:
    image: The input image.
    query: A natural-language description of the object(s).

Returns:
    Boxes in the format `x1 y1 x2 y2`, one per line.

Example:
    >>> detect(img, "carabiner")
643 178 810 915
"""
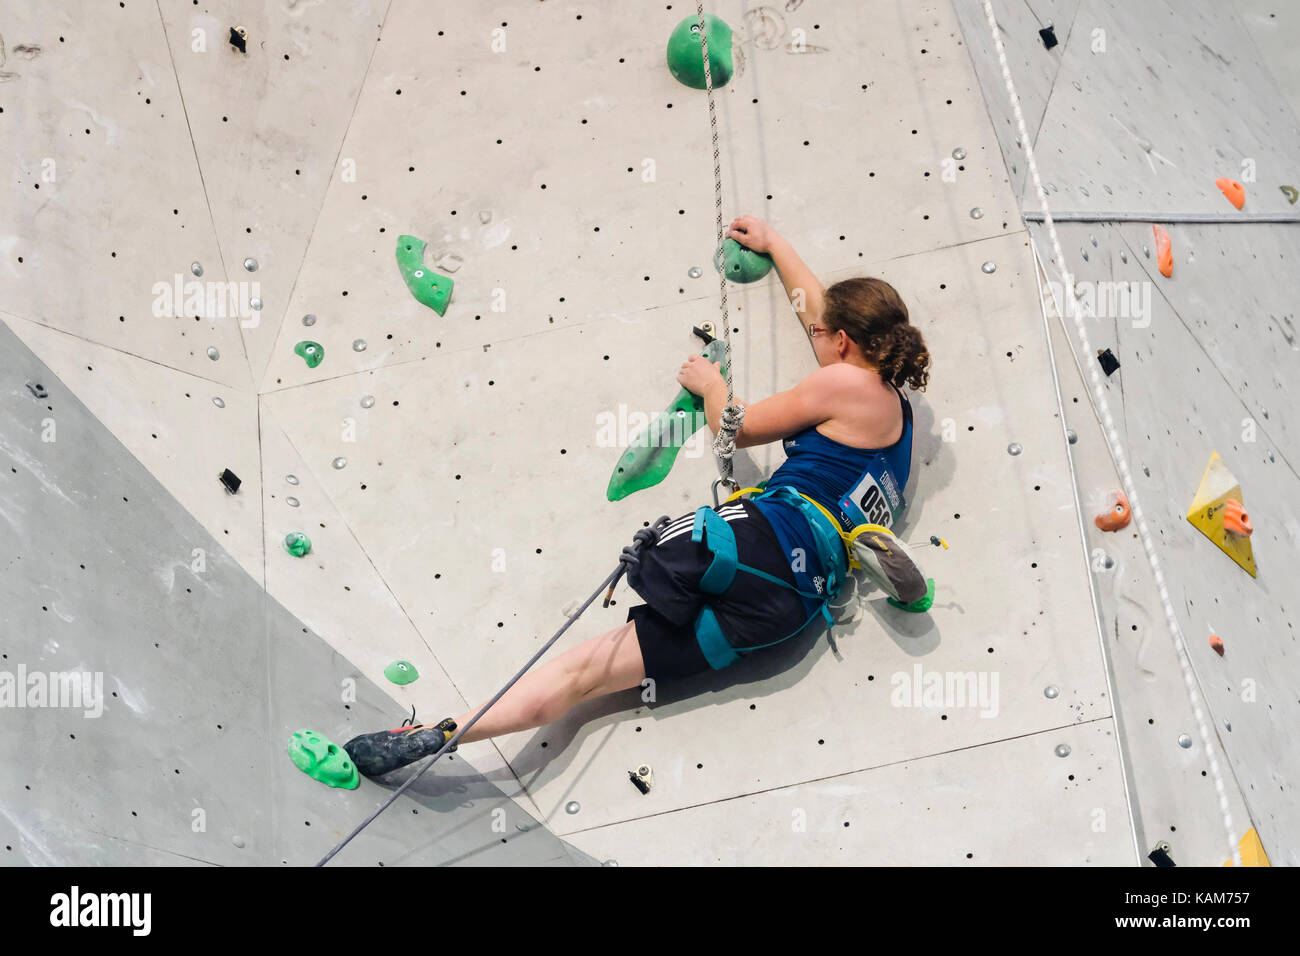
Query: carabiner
712 476 739 509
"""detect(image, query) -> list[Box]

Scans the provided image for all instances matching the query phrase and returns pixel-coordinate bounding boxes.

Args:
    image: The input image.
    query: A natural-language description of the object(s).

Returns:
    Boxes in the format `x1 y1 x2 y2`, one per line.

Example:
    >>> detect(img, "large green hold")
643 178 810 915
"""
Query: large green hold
288 728 360 789
396 235 454 315
607 338 728 501
666 14 734 90
716 237 774 284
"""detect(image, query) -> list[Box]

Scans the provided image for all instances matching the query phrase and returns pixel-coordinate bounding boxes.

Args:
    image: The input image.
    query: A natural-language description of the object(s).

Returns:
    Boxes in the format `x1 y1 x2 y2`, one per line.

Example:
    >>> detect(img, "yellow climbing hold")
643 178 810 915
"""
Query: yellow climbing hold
1222 828 1270 866
1186 451 1255 578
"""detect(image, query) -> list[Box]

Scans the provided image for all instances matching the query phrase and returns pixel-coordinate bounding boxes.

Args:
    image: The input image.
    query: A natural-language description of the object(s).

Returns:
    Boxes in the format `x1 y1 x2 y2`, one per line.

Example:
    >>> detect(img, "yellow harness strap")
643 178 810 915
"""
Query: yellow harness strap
723 487 767 502
723 486 893 572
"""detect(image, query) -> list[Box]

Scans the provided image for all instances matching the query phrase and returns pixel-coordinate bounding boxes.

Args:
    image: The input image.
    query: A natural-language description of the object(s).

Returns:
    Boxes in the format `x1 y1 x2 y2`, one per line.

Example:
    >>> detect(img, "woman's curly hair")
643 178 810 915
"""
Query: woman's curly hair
822 277 930 391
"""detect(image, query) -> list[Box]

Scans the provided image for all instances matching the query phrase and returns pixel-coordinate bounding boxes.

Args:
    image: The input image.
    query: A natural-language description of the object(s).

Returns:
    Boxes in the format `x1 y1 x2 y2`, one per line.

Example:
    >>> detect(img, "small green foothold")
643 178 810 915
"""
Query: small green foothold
287 729 360 789
396 235 454 315
666 14 734 90
384 660 419 685
715 237 774 284
607 338 728 501
284 531 312 557
887 578 936 614
294 341 324 368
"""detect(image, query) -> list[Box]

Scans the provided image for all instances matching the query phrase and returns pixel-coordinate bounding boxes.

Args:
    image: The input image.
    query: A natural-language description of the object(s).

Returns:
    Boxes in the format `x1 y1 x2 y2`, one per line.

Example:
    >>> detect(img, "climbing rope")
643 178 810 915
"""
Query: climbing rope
979 0 1242 866
315 515 673 866
695 4 745 506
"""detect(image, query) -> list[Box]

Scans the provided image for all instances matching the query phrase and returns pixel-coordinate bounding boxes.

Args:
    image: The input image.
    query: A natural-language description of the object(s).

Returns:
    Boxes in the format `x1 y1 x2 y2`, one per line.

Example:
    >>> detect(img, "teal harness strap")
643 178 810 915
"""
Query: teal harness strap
692 506 737 594
690 506 744 669
694 607 737 669
688 492 847 670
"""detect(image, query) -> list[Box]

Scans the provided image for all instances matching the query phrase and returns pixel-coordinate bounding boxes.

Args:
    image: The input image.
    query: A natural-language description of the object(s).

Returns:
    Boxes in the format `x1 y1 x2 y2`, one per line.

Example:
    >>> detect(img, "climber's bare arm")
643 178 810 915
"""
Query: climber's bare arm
682 359 849 449
766 236 826 330
726 215 826 330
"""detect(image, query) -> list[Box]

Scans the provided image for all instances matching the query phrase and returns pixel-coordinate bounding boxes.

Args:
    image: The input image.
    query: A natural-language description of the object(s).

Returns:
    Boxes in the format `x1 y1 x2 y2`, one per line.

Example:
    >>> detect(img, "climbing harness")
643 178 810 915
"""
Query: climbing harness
684 480 935 671
315 514 674 866
979 0 1238 865
690 372 933 668
690 487 850 669
694 3 745 507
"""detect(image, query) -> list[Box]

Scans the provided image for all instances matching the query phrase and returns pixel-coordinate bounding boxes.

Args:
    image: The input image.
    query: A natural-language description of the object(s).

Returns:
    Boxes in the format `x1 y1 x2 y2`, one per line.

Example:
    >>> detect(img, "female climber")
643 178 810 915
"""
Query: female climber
345 214 932 777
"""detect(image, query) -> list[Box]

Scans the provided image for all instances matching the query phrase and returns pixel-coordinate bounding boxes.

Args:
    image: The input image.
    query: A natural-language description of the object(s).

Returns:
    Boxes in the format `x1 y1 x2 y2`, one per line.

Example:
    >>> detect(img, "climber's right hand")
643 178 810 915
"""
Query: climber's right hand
727 215 778 254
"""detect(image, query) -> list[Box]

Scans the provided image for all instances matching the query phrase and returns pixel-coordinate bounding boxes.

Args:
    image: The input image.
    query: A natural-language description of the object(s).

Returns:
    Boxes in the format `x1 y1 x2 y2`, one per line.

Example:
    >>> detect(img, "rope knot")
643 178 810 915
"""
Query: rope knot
606 515 673 605
712 402 745 485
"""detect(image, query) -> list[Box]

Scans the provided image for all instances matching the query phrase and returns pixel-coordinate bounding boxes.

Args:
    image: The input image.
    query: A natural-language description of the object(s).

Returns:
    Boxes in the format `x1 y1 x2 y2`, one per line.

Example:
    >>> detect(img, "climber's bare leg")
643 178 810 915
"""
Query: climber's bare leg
451 620 646 744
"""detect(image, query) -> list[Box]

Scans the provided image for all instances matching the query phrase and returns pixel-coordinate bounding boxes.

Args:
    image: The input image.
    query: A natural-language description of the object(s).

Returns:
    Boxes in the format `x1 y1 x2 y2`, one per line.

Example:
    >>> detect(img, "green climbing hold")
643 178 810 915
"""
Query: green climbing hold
287 729 360 789
284 531 312 557
294 341 324 368
396 235 454 315
607 338 728 501
715 237 774 284
666 14 734 90
384 660 419 685
887 578 936 614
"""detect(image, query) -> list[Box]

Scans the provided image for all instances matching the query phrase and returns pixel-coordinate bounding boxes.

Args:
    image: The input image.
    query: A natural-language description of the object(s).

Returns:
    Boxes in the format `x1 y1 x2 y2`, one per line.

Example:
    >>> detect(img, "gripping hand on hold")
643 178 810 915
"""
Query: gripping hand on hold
726 214 778 253
677 353 725 399
728 214 825 327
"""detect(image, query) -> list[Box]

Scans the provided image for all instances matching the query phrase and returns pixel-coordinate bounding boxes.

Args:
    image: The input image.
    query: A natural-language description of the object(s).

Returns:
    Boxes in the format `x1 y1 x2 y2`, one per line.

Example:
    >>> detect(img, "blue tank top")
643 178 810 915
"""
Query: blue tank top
751 385 915 616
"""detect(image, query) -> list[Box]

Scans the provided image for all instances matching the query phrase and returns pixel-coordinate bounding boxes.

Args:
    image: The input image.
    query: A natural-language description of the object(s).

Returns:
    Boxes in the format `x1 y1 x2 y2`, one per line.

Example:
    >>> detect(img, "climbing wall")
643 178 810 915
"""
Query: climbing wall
957 0 1299 865
1032 221 1300 865
955 0 1300 221
0 320 596 866
2 0 1291 866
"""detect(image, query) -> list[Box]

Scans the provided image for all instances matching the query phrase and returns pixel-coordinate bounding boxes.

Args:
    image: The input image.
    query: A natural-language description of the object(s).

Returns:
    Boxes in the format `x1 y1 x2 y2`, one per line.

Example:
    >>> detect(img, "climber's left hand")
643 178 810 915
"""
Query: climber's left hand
677 354 724 397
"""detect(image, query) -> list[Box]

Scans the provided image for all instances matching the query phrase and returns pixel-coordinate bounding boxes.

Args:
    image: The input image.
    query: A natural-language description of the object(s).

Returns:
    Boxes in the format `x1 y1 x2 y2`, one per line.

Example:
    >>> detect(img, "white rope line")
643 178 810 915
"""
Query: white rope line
695 4 745 491
1030 243 1142 865
979 0 1242 867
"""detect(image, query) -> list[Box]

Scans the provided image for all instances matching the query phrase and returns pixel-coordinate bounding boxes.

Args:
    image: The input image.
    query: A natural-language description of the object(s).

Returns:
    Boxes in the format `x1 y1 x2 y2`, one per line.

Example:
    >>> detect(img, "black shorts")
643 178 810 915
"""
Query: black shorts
625 499 815 682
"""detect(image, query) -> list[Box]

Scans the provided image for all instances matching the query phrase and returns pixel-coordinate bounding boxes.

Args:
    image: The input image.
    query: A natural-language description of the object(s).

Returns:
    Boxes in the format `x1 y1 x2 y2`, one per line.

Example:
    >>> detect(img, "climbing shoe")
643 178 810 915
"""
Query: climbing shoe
343 717 458 778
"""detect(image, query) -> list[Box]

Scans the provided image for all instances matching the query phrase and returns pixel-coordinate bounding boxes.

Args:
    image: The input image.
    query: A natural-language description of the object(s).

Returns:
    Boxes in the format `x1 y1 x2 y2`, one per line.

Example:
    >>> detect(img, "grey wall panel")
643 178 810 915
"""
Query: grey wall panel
952 0 1080 198
154 1 388 386
565 721 1133 866
1032 250 1255 866
0 317 594 867
0 1 249 387
1236 0 1300 135
264 620 600 867
962 0 1300 219
1033 221 1300 864
0 807 218 867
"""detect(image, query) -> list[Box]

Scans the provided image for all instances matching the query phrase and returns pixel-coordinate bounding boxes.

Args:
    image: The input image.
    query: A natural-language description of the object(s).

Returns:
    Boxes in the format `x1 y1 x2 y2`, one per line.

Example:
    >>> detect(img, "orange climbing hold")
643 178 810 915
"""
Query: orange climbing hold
1094 492 1131 532
1152 224 1173 278
1215 177 1246 210
1209 634 1224 656
1223 499 1252 536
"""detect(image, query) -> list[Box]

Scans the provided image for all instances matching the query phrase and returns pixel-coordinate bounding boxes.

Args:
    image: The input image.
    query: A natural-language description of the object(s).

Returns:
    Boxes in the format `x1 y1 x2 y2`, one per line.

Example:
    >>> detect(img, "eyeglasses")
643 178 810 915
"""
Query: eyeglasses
806 324 827 340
